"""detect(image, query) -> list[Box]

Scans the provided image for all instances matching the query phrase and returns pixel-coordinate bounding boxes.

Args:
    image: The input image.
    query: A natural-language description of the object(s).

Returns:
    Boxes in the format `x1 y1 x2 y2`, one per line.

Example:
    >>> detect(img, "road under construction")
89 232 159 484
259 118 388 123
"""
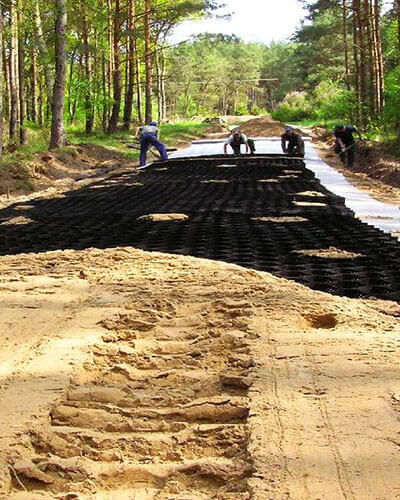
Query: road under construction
2 139 400 499
1 140 400 301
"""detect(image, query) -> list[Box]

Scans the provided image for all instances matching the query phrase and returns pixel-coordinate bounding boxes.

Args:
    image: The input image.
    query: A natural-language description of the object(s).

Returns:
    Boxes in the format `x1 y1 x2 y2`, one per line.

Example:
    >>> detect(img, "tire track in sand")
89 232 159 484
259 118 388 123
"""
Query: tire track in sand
7 294 256 499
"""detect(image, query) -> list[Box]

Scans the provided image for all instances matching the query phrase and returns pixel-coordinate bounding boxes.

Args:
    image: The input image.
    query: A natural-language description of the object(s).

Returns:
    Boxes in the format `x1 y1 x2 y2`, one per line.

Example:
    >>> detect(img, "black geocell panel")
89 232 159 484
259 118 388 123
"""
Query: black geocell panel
1 154 400 300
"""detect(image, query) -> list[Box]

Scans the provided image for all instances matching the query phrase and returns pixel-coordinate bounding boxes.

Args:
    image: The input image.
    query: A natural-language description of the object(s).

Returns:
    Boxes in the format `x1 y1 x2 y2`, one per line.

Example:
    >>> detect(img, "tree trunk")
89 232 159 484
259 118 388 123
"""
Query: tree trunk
352 0 364 124
71 54 82 123
373 0 384 110
369 0 380 114
82 1 94 134
123 0 135 130
363 0 376 116
17 2 27 145
352 1 359 119
3 40 10 121
38 72 44 126
155 47 161 123
102 53 108 132
160 49 167 121
107 0 122 134
144 0 153 122
34 0 54 106
92 28 100 130
67 49 76 122
342 0 351 91
50 0 67 149
135 39 142 122
31 48 38 123
9 0 19 145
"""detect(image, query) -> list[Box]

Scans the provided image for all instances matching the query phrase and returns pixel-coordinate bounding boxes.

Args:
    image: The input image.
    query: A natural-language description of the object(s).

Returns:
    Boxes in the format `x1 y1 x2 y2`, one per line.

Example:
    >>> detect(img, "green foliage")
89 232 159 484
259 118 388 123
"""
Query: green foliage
248 105 267 116
261 42 303 103
271 92 312 122
234 104 248 116
159 121 210 146
166 34 264 118
311 80 356 121
381 68 400 128
293 5 346 87
68 120 209 155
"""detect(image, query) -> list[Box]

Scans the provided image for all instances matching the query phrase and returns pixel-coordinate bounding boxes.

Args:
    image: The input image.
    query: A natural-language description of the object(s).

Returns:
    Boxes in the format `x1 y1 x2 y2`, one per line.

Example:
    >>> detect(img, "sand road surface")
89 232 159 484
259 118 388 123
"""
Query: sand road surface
0 247 400 499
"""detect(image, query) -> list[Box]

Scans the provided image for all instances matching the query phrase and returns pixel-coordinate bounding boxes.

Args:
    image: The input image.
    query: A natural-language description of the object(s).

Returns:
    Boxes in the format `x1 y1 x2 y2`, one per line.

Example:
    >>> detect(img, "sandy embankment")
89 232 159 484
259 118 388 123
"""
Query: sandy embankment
0 247 400 499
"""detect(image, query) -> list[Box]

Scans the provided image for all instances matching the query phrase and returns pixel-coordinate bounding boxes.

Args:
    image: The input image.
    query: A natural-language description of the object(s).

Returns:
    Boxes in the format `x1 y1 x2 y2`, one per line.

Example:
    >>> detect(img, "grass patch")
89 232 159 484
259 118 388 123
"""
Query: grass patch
67 126 138 159
0 120 209 171
67 121 209 158
160 122 209 147
0 126 49 169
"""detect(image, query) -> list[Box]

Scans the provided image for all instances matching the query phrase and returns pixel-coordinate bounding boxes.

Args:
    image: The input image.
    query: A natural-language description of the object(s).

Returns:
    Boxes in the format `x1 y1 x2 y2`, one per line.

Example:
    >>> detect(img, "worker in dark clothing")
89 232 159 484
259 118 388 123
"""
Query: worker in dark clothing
281 126 305 157
224 130 256 155
137 121 168 167
333 124 362 168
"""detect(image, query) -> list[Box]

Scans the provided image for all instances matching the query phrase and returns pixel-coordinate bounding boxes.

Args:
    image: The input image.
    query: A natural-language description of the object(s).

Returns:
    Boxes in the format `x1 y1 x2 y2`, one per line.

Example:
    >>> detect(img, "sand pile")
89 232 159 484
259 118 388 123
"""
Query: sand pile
0 247 400 499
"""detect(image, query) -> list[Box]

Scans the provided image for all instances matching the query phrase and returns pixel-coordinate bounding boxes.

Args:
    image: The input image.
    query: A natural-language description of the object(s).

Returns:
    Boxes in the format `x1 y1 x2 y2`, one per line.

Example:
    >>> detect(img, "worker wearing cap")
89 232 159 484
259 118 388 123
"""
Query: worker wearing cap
137 121 168 167
281 126 305 157
333 124 362 167
224 130 256 156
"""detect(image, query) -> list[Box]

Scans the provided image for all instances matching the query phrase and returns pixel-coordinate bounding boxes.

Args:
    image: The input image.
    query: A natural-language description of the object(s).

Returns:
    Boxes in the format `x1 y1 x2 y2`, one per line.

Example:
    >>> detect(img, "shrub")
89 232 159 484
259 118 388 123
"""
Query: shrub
271 91 312 122
311 80 355 121
234 104 248 116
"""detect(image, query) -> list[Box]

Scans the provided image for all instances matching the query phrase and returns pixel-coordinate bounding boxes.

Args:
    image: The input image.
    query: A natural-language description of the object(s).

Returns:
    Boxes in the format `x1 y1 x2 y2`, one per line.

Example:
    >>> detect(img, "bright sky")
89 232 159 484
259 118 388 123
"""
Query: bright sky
170 0 308 45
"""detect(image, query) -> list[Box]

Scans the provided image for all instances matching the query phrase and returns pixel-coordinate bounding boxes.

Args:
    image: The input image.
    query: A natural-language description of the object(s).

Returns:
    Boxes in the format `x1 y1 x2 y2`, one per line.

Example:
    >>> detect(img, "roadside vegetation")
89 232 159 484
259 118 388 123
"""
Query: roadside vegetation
1 0 400 194
166 2 400 142
0 120 212 195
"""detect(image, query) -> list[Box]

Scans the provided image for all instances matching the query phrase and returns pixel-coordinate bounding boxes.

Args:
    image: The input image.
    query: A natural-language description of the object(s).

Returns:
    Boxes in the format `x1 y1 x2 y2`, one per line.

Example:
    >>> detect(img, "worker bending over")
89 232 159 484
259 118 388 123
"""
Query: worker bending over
281 126 305 157
333 124 362 168
224 130 256 156
137 121 168 168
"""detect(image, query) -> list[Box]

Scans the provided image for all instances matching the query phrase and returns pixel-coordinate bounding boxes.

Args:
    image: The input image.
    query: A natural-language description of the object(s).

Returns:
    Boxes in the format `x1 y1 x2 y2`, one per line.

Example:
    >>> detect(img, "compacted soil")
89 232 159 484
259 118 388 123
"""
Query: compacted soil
1 248 400 499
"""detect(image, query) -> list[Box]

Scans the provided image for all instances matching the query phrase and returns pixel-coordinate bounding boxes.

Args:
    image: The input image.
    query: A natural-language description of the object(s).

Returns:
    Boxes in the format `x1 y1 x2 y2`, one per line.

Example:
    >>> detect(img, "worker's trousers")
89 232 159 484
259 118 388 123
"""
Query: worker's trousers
140 133 168 166
232 138 256 155
334 141 355 167
287 139 305 157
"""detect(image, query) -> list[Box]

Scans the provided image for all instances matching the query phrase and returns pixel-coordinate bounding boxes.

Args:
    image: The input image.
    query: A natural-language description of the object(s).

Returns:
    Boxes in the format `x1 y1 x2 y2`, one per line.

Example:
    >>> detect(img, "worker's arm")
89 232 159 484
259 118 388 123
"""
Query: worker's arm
335 135 345 150
281 137 287 153
135 127 142 140
245 141 249 153
223 143 228 155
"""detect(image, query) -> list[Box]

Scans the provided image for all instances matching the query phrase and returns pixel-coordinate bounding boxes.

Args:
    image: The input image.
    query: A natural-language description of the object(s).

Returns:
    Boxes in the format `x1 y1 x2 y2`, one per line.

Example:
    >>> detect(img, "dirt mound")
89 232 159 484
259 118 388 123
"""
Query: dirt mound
349 143 400 189
312 125 400 192
311 125 335 144
0 144 133 198
237 115 309 138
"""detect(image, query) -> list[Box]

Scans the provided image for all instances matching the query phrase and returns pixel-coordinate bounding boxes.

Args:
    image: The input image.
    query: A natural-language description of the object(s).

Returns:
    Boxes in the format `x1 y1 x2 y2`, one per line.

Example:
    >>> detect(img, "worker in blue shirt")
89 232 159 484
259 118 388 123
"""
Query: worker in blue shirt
137 121 168 167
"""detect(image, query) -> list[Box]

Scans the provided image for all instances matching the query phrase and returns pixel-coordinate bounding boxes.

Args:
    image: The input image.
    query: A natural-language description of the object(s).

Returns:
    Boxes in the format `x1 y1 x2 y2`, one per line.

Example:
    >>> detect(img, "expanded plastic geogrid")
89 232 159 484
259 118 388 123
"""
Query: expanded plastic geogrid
1 154 399 300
